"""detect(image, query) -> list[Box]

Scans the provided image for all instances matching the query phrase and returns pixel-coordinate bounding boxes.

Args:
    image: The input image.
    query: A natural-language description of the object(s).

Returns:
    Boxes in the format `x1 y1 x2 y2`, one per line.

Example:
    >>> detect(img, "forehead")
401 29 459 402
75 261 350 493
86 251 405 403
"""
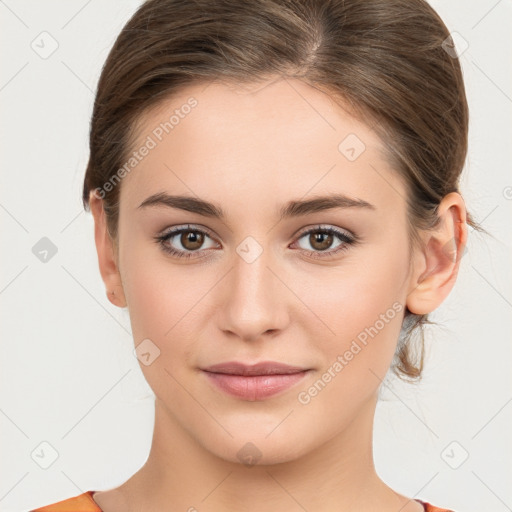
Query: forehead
119 77 406 217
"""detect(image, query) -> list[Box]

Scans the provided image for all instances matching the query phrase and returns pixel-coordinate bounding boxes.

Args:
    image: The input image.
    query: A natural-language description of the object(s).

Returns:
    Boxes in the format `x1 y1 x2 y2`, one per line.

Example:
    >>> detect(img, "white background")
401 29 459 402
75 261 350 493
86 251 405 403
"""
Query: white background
1 1 511 511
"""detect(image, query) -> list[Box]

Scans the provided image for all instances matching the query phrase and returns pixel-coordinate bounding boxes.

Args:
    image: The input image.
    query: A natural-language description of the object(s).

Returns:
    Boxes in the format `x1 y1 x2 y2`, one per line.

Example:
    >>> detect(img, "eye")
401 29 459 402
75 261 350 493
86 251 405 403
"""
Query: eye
154 224 358 260
154 224 218 260
291 225 357 259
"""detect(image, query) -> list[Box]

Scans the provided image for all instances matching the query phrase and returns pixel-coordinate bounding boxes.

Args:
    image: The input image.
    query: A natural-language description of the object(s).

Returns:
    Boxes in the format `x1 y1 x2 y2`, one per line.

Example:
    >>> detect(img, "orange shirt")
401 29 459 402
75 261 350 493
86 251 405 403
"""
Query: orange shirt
31 491 101 511
31 491 456 511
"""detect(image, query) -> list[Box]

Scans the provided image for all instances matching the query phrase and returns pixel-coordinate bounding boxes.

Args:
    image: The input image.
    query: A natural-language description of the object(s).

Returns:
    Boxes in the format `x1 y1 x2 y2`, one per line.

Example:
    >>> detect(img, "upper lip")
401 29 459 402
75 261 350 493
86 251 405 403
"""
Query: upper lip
202 361 309 376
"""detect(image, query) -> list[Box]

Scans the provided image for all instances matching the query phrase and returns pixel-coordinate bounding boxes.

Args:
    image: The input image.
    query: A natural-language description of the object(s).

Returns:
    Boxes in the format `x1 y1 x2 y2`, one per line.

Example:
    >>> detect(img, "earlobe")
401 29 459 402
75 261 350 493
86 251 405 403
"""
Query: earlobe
406 192 468 315
89 191 127 308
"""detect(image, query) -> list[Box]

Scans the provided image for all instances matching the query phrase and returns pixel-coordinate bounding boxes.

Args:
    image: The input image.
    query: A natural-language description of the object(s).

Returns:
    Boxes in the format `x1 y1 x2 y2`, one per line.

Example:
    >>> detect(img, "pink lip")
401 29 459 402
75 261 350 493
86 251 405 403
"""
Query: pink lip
201 361 311 401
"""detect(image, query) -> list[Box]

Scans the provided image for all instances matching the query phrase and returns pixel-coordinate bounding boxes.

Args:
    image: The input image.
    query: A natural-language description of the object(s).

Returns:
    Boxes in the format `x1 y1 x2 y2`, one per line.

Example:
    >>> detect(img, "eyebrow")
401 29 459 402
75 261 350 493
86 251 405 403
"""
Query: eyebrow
137 192 376 220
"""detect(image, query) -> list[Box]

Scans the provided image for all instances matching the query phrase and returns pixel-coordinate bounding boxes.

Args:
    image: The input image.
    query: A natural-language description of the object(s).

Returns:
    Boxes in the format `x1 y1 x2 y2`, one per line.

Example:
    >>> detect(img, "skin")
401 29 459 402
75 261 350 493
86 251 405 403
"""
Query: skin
89 77 467 512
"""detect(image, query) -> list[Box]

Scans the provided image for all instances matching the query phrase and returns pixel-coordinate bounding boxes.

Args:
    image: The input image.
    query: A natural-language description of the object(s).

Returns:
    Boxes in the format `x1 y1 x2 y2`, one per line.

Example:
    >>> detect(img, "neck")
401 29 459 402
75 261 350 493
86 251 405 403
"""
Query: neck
112 394 417 512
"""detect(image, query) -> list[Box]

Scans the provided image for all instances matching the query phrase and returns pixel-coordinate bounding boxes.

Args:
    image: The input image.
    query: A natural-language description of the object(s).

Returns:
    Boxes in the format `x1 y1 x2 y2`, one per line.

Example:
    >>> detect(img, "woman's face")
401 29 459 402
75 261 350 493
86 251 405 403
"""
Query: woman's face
114 77 419 464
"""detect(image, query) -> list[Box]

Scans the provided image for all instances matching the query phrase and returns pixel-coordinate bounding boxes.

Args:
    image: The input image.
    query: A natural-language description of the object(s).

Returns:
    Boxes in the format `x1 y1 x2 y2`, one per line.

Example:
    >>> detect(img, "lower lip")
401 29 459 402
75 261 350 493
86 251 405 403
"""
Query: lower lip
202 370 309 400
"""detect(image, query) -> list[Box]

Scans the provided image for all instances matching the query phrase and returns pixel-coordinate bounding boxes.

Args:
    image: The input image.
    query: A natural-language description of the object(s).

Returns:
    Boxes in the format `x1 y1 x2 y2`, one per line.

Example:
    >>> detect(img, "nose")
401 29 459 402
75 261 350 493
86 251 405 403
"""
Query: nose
218 244 289 342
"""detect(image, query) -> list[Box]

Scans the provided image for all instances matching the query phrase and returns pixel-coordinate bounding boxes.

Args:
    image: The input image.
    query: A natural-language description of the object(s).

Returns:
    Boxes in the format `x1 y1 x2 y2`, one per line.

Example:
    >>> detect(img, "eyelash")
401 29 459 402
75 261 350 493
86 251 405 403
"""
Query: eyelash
154 224 358 261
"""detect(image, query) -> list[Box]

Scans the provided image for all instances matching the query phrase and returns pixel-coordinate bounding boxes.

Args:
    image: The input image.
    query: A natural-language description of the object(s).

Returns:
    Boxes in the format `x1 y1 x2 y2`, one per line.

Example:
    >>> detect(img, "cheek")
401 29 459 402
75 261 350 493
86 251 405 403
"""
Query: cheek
120 254 206 406
124 270 200 345
299 238 409 380
119 236 190 344
120 240 221 380
291 260 408 432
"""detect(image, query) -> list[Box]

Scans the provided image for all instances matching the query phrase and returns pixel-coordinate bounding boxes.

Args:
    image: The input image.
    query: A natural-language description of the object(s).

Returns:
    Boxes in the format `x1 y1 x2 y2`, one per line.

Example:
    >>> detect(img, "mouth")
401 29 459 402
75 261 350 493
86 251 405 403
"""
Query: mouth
201 361 311 401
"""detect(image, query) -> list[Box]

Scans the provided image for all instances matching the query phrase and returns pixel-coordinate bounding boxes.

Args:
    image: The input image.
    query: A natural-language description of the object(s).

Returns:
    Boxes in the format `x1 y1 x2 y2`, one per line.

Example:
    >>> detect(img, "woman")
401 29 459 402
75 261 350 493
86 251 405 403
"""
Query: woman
32 0 481 510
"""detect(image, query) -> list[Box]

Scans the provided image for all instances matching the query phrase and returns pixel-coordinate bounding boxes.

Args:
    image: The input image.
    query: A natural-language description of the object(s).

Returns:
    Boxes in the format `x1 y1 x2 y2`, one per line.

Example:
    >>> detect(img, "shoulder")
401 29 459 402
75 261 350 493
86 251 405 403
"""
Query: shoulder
416 499 456 512
30 491 102 512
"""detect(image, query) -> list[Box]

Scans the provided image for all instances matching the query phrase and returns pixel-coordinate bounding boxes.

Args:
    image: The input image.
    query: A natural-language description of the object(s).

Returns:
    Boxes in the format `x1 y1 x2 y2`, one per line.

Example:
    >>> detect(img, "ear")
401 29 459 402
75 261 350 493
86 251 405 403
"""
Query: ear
89 191 127 308
406 192 468 315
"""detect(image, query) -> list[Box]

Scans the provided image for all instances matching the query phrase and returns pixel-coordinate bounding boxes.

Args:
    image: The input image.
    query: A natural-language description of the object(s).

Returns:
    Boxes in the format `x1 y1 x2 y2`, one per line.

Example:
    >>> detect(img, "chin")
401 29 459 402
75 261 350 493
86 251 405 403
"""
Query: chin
225 442 307 467
200 423 312 467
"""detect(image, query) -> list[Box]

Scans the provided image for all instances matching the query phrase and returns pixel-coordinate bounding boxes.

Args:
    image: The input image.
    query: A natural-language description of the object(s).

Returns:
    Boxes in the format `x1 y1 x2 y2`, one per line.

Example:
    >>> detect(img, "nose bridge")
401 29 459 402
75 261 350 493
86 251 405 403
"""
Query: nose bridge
220 236 287 340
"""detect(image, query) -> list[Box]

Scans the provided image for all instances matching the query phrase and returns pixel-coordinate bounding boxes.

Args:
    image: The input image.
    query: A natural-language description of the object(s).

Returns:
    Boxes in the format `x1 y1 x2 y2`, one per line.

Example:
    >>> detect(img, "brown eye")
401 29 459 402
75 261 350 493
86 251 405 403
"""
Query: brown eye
180 230 205 251
308 231 334 251
155 225 218 259
293 226 357 260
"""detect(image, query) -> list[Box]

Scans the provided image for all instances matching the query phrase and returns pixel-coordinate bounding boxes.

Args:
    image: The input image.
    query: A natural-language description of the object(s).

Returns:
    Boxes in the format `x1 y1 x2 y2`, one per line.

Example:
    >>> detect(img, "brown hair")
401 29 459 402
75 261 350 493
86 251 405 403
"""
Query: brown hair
82 0 483 381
